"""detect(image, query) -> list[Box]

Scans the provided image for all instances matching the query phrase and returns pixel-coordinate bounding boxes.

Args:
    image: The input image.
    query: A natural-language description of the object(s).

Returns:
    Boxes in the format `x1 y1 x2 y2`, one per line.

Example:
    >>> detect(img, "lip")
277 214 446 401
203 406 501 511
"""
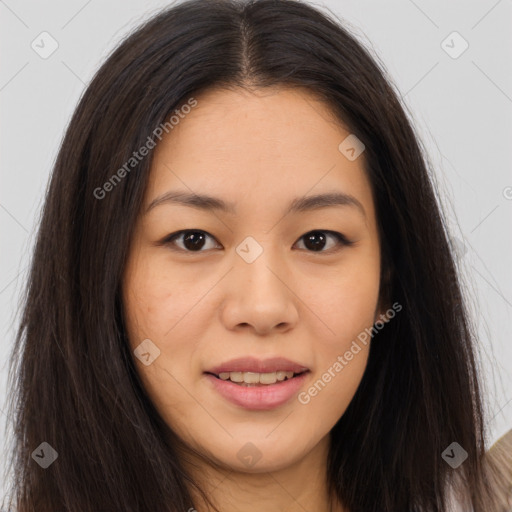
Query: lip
205 356 310 375
204 371 310 410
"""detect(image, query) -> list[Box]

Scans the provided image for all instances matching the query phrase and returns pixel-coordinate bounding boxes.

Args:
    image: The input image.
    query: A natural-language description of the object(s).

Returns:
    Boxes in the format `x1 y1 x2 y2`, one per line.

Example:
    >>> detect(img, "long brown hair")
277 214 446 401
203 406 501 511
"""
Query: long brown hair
2 0 503 510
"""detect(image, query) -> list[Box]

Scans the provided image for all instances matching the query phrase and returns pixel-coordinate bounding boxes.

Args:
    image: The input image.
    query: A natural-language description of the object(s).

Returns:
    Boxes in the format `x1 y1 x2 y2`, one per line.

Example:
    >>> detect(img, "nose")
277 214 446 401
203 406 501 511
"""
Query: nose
219 246 299 336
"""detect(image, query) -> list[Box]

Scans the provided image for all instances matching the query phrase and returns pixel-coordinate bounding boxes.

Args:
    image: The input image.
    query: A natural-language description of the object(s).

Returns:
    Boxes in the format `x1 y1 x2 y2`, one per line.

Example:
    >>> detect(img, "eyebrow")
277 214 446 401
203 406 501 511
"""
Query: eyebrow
145 190 366 218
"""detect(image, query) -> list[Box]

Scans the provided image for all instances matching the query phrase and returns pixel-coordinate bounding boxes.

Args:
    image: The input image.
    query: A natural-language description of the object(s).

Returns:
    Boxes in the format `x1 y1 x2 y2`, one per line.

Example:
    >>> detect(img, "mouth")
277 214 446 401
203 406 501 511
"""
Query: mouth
205 369 310 387
203 357 311 410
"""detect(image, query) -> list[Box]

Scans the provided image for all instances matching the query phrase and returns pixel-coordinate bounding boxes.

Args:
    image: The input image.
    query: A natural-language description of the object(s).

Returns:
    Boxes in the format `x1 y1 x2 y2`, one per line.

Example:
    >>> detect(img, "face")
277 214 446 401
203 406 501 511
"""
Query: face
122 86 385 474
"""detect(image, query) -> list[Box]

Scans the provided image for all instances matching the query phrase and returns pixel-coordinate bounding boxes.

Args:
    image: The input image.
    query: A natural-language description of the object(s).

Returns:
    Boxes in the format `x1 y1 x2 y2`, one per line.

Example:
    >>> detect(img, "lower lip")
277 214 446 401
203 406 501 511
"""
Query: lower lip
204 372 309 410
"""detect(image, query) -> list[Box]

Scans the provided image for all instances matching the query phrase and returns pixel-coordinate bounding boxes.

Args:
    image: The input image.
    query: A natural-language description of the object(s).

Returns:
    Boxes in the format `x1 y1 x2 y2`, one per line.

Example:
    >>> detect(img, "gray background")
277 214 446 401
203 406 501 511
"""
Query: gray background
1 0 511 500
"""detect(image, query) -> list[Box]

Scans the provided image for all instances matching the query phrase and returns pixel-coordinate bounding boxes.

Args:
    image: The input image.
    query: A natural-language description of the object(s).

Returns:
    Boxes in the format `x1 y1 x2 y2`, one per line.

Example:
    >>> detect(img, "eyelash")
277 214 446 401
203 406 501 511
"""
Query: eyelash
160 229 354 254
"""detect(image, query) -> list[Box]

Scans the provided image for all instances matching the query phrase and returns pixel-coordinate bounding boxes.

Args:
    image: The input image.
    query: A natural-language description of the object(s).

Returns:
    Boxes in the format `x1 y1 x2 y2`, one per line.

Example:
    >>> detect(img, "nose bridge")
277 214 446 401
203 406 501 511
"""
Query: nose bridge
218 234 300 334
234 235 287 297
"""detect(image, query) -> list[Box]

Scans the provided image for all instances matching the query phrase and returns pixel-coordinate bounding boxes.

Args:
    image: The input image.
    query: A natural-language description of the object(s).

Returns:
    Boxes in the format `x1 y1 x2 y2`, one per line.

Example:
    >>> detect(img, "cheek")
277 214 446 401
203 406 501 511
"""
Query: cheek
298 346 370 440
298 281 376 427
302 257 380 346
122 254 212 418
122 253 209 344
295 253 379 413
122 259 200 430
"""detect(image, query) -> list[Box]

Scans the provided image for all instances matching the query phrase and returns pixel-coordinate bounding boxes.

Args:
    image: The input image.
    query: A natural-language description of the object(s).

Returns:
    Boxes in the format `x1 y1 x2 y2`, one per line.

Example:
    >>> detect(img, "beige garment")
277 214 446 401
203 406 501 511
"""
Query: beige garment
485 428 512 512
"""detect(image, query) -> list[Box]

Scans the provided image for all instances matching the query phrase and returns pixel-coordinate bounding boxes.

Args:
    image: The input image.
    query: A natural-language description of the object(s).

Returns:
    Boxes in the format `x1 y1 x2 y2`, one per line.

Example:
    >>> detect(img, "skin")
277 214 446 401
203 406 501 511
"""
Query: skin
122 86 388 512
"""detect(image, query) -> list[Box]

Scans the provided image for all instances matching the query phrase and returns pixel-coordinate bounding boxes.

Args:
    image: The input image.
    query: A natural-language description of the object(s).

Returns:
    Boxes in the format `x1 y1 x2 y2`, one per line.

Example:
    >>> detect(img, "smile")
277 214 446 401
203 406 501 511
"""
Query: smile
212 370 308 386
204 370 310 410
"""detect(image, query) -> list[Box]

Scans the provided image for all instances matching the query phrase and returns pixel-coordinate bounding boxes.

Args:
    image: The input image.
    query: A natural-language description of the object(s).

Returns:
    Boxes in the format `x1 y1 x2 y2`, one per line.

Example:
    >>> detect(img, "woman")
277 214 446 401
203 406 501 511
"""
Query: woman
3 0 508 510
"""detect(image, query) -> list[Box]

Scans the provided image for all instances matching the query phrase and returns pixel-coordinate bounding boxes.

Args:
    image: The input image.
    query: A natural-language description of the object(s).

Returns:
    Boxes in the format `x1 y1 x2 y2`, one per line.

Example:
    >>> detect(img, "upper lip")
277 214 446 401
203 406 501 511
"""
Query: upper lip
205 356 310 375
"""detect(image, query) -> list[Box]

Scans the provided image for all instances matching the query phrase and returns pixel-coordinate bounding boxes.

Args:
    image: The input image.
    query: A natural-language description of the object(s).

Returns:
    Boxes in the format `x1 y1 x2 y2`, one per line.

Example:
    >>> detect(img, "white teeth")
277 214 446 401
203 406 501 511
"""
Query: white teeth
244 372 261 384
217 370 296 384
259 372 277 384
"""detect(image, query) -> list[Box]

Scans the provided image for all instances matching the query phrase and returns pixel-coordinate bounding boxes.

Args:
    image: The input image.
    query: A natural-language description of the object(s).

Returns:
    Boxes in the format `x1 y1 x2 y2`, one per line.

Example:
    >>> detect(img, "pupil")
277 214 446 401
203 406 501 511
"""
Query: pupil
305 231 326 251
184 231 205 251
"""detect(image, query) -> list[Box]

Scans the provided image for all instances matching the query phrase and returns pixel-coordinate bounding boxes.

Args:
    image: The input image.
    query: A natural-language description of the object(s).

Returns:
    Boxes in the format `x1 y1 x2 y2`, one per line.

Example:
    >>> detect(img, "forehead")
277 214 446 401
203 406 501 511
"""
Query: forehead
157 86 348 160
145 86 376 224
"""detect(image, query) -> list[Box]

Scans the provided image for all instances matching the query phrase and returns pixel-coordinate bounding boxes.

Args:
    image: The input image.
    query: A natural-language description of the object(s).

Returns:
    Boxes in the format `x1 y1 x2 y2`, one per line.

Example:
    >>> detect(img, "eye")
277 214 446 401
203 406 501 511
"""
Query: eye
294 230 354 253
162 230 221 252
160 229 354 254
